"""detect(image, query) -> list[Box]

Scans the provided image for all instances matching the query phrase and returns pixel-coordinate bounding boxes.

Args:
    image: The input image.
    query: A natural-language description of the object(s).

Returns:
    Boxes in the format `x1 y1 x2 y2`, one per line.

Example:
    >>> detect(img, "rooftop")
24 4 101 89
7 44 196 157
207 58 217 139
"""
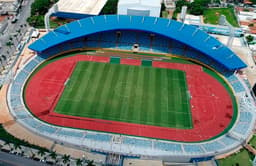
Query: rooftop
118 0 161 7
56 0 107 15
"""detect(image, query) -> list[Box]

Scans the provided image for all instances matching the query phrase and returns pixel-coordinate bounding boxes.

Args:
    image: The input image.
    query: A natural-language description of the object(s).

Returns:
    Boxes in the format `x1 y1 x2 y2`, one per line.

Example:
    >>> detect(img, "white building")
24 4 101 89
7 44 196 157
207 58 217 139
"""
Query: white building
118 0 161 17
55 0 108 19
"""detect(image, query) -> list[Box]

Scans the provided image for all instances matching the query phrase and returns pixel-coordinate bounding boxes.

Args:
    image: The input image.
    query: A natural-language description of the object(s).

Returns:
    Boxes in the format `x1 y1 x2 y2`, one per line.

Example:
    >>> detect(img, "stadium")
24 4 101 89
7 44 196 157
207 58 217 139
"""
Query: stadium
7 15 256 164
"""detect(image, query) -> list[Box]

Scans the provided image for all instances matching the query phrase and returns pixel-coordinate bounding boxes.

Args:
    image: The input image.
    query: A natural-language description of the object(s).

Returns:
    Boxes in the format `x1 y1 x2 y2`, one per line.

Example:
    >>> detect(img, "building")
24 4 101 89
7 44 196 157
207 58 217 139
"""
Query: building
118 0 161 17
54 0 108 19
0 0 21 15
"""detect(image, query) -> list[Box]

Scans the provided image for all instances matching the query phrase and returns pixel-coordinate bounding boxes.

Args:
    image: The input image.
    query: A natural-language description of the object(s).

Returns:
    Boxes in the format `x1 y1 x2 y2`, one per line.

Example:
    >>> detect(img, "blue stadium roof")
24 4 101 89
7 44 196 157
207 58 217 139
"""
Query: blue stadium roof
29 15 247 70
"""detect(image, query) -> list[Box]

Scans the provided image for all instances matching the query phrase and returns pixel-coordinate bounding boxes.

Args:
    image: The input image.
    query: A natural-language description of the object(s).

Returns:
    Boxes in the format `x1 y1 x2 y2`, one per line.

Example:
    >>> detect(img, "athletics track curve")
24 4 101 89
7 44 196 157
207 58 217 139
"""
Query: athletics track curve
24 55 235 142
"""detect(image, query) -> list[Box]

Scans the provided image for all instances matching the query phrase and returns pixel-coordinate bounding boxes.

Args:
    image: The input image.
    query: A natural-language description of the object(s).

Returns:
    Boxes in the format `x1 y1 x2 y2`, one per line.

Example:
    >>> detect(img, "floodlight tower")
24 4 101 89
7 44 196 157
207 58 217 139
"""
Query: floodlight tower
219 15 235 47
44 4 58 32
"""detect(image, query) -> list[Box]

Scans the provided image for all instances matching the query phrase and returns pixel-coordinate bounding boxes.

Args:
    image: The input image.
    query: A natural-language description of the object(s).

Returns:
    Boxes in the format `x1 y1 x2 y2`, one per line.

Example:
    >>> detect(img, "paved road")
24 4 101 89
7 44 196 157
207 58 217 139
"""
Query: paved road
0 151 49 166
0 0 34 61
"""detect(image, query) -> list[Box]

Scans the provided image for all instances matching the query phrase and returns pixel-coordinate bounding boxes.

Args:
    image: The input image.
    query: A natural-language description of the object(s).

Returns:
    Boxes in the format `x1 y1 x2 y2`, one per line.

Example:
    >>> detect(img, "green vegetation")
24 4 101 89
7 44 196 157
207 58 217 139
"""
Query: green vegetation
100 0 118 14
0 125 49 151
174 0 212 16
27 0 57 28
55 61 192 129
160 3 167 18
161 11 168 18
218 149 253 166
49 18 71 29
246 35 254 44
249 135 256 149
203 8 239 27
173 0 238 27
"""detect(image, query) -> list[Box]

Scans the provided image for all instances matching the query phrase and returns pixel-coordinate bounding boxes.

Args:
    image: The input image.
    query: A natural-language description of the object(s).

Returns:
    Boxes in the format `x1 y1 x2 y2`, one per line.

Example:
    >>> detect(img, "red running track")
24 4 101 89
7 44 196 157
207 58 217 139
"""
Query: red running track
25 55 234 142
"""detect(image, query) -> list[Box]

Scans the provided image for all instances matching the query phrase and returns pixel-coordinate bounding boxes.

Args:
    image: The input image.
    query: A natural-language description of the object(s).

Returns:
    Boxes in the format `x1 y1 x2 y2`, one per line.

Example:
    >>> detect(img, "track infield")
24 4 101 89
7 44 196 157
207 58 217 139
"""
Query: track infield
54 61 192 129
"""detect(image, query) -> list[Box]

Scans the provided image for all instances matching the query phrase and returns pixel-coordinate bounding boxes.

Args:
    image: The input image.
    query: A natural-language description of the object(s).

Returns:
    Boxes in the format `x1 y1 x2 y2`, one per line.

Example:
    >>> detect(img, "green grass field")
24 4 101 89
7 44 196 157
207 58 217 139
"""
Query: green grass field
249 135 256 149
203 8 239 27
54 61 192 129
218 149 253 166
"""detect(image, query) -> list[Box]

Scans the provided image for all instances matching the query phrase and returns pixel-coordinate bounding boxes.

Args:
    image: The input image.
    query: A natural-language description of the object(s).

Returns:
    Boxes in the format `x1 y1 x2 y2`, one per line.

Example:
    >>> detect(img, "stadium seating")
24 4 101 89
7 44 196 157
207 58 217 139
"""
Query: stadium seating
15 70 29 83
231 82 245 93
137 32 150 47
10 95 22 108
233 122 250 135
85 133 112 142
15 111 30 119
183 144 204 153
239 111 252 123
23 60 39 73
57 129 84 138
85 41 98 48
25 118 41 129
170 47 184 56
152 35 169 47
34 55 45 63
219 136 237 146
101 31 117 42
100 41 116 49
36 125 58 134
154 142 182 152
10 83 22 95
202 142 224 152
226 74 238 83
120 31 137 44
123 138 152 148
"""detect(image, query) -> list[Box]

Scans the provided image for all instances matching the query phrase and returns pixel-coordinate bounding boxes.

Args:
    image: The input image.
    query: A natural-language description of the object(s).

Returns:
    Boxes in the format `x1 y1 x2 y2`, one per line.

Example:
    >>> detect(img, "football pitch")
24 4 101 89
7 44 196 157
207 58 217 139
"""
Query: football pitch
54 61 192 129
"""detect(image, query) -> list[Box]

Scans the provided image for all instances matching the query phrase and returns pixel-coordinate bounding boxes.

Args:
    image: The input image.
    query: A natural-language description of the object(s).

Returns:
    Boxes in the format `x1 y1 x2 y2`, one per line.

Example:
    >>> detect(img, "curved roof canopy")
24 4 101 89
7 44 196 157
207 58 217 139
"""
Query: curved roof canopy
29 15 247 70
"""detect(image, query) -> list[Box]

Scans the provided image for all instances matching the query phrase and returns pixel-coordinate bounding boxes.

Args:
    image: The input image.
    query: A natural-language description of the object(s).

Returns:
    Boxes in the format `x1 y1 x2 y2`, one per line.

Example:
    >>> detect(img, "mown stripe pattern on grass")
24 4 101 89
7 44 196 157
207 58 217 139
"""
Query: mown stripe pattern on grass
55 61 192 129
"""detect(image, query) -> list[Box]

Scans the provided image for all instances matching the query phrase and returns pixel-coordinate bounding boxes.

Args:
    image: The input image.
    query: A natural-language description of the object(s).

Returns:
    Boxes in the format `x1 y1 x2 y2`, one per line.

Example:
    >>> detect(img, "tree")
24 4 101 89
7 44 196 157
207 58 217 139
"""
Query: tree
100 0 118 14
13 143 21 151
6 41 13 47
37 149 46 158
189 2 204 15
62 154 71 164
175 0 190 13
87 160 95 166
49 151 57 160
27 15 45 27
249 23 254 27
28 0 55 27
31 0 51 15
76 158 83 166
246 35 254 43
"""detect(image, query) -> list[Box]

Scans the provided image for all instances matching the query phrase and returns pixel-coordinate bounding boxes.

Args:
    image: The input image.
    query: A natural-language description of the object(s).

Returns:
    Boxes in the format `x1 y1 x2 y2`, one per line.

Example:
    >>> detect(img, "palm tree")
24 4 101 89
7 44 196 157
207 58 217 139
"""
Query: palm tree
13 142 21 150
49 151 57 160
37 149 46 160
87 160 95 166
62 154 70 165
6 41 13 47
76 158 83 166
